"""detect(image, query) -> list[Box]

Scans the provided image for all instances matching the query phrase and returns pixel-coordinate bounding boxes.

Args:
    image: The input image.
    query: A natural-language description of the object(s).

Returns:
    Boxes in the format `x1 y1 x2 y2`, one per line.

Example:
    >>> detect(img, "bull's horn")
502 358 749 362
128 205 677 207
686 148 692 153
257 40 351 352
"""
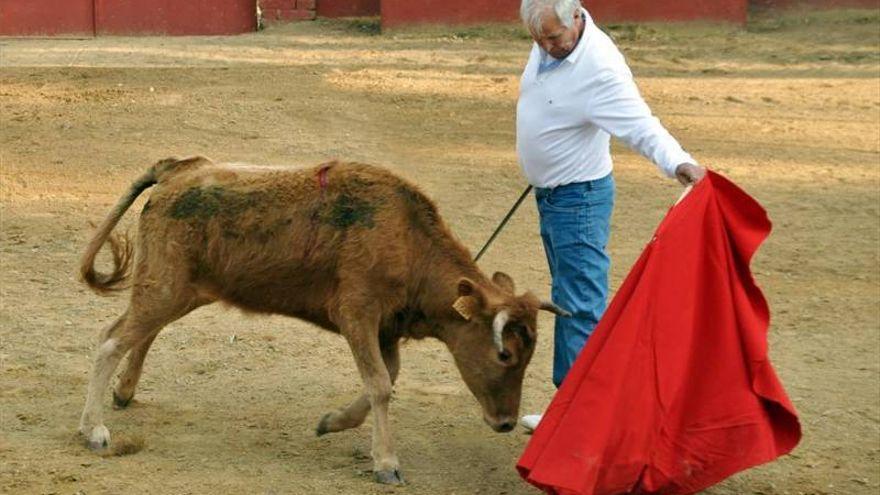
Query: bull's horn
492 310 509 353
540 301 572 318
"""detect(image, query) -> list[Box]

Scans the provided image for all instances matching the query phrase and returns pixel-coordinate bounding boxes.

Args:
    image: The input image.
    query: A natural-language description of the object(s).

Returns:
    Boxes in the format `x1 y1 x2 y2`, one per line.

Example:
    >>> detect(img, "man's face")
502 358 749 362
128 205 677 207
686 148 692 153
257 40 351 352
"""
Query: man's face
531 8 582 60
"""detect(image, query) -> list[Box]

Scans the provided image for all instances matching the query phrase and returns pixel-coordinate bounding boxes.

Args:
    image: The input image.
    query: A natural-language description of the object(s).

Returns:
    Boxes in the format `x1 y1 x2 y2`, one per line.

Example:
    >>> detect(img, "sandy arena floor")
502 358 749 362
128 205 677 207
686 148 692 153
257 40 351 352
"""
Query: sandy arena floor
1 9 879 495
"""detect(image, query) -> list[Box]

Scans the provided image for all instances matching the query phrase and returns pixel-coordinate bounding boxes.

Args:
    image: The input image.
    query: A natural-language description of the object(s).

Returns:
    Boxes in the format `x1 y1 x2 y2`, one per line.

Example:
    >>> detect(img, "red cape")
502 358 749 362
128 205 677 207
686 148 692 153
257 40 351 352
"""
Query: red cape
517 172 801 495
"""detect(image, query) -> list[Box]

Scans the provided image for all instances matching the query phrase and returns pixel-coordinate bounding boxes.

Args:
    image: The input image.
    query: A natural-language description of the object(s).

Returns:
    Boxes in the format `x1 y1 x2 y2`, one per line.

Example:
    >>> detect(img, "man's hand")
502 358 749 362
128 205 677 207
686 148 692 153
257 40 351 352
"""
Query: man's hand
675 163 706 186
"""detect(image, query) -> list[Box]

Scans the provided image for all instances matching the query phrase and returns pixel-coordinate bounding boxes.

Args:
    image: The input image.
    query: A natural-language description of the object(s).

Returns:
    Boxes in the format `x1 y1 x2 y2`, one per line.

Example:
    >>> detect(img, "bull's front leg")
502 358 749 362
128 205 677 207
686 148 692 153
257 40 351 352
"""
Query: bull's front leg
338 315 403 485
316 338 400 436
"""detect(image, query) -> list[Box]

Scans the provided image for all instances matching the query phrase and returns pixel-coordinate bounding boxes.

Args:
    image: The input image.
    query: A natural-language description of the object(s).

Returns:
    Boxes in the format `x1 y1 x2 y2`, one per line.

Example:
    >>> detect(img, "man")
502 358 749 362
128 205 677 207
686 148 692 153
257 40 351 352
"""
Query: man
516 0 706 432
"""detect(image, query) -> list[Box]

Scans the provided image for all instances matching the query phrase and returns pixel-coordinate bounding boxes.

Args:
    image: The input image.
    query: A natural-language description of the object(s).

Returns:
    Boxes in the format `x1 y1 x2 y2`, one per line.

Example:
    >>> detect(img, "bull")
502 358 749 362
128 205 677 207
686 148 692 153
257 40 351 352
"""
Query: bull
78 156 567 484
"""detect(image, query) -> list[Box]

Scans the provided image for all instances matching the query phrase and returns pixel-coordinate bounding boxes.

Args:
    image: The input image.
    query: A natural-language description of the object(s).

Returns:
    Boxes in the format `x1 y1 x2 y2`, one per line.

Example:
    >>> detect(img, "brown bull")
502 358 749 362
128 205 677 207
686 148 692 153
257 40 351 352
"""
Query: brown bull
78 156 567 484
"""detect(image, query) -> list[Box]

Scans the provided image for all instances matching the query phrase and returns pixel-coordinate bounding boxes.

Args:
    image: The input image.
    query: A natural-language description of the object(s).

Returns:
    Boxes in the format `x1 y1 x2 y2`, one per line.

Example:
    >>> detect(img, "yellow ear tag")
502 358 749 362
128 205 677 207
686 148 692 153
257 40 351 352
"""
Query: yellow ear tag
453 296 477 321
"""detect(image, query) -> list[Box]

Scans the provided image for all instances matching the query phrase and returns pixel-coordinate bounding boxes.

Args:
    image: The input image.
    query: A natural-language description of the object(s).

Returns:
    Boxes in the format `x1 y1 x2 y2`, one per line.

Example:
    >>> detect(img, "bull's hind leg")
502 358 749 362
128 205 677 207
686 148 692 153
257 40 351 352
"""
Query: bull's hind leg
79 311 131 449
79 293 202 451
316 337 400 436
112 331 159 409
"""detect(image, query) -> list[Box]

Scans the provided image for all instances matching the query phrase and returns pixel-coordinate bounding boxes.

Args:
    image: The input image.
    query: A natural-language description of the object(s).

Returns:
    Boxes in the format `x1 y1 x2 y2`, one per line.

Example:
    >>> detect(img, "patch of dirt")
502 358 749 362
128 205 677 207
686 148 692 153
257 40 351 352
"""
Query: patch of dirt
1 9 878 495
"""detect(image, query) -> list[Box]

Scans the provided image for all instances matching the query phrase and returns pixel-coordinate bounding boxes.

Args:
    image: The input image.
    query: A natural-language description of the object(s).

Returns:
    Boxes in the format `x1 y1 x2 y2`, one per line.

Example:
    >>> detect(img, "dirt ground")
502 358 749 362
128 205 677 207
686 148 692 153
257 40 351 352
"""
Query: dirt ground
1 8 878 495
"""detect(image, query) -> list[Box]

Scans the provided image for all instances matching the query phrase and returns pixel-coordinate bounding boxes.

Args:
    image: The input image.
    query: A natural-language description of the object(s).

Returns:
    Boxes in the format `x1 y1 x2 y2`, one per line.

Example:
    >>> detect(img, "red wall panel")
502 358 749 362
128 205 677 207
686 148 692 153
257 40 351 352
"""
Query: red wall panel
96 0 255 35
381 1 750 28
381 0 519 27
585 0 747 23
318 0 379 17
753 0 879 7
261 0 316 22
0 0 95 36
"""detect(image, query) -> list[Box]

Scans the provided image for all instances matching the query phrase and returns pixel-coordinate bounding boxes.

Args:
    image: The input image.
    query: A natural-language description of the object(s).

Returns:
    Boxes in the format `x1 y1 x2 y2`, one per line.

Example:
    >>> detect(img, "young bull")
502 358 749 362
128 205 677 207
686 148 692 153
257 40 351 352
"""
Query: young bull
78 156 568 484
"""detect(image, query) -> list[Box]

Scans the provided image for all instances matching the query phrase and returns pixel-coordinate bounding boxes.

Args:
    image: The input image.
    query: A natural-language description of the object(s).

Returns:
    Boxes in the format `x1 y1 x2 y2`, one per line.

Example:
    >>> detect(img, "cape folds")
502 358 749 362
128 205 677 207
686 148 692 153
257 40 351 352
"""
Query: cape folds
517 171 801 494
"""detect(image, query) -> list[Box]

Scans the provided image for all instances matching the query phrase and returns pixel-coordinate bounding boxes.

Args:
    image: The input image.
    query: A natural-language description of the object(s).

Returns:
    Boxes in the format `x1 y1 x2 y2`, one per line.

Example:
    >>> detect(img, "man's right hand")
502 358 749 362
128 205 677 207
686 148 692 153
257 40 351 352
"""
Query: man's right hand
675 163 706 186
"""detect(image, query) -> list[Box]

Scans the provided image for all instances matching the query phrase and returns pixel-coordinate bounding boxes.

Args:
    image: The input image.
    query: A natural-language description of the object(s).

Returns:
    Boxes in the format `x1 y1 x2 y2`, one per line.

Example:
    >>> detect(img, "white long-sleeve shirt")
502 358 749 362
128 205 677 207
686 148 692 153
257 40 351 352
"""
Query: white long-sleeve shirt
516 8 695 188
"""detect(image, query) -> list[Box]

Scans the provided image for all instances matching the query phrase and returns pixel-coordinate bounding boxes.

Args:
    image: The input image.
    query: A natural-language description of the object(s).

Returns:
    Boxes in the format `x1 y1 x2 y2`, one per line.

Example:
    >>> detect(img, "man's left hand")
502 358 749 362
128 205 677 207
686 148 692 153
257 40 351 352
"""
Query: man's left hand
675 163 706 186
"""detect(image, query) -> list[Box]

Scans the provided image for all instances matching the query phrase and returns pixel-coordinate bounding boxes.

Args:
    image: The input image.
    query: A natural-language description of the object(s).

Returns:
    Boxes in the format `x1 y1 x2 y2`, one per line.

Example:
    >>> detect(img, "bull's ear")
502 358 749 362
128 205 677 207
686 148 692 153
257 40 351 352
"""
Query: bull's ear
457 278 476 297
492 272 516 294
453 278 484 321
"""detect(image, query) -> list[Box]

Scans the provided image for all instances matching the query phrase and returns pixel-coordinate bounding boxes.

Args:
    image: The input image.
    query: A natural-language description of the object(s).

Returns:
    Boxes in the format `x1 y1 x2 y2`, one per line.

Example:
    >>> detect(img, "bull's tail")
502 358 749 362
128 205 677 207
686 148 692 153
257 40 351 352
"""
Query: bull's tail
80 170 156 293
80 161 167 293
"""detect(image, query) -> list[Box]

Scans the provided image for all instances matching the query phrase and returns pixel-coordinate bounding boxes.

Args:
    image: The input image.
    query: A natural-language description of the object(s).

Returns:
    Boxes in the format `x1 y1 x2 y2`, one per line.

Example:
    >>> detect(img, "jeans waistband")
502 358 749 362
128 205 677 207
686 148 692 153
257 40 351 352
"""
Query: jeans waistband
534 173 613 198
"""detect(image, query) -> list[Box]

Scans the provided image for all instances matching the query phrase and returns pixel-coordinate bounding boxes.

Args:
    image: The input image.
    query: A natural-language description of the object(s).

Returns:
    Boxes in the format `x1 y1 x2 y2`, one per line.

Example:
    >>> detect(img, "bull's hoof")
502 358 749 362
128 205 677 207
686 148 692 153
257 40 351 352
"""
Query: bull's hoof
374 468 405 485
315 413 333 436
112 391 133 410
85 425 111 452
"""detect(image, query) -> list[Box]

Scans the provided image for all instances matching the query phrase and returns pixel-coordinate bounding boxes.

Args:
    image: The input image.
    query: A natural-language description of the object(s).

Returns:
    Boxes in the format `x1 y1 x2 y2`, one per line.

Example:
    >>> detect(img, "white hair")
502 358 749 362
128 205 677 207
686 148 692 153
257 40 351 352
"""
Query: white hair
492 310 510 354
520 0 581 36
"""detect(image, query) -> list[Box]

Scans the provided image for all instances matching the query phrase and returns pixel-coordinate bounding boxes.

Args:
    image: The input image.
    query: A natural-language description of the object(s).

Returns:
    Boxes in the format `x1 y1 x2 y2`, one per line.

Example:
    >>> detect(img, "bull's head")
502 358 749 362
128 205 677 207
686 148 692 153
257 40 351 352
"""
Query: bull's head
443 272 569 433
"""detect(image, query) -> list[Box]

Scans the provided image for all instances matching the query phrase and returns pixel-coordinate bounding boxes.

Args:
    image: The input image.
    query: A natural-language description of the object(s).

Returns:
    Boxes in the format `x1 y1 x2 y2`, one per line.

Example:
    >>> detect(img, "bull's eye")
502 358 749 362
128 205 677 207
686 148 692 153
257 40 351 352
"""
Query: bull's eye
498 349 512 362
507 322 533 347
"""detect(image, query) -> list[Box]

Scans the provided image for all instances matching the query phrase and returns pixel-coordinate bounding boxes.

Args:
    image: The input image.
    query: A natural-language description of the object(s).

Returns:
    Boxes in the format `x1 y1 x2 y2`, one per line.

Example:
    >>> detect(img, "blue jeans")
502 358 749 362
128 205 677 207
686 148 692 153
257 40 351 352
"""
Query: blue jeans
535 174 615 388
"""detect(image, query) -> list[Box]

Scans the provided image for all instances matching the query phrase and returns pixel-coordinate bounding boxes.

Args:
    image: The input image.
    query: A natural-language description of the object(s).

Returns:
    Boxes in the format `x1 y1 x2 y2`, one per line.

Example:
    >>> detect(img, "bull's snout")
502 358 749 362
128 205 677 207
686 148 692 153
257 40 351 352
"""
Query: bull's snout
485 415 517 433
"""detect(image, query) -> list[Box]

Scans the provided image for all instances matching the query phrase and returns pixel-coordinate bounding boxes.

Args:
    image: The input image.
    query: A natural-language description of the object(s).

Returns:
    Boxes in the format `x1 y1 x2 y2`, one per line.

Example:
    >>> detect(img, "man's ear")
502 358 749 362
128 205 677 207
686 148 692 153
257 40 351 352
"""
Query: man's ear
492 272 516 295
453 278 485 321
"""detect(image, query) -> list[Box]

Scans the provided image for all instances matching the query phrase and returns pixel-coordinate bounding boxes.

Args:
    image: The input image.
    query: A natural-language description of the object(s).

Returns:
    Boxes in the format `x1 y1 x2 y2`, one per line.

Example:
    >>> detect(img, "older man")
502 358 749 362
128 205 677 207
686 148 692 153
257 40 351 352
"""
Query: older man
517 0 706 432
